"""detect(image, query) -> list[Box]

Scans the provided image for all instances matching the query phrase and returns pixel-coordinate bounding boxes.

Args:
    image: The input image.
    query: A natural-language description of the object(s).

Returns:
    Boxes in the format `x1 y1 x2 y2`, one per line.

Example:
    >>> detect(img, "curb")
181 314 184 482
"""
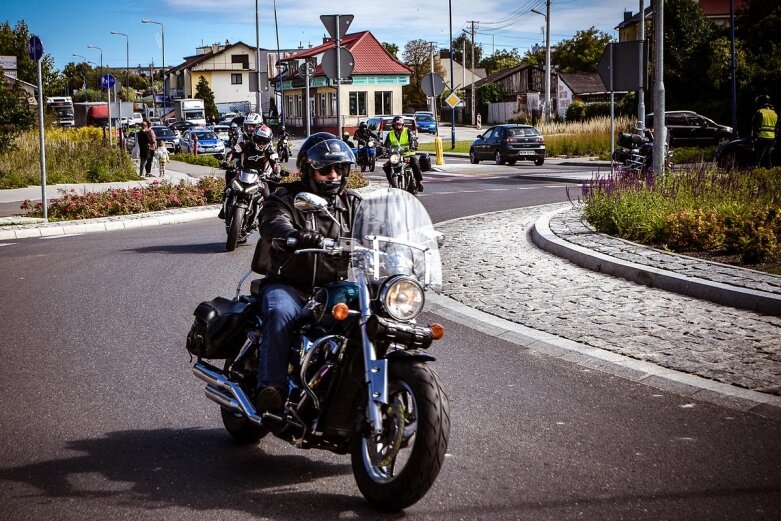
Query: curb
0 205 218 240
531 207 781 316
427 292 781 420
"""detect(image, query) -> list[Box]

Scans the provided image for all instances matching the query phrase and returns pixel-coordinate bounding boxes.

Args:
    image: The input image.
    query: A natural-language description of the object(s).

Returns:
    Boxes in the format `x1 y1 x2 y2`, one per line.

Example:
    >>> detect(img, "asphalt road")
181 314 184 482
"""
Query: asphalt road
1 172 779 520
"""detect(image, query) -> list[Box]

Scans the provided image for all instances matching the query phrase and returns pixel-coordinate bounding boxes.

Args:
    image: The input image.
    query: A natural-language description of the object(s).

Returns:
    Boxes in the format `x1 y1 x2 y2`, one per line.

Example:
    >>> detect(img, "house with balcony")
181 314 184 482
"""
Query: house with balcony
271 31 412 135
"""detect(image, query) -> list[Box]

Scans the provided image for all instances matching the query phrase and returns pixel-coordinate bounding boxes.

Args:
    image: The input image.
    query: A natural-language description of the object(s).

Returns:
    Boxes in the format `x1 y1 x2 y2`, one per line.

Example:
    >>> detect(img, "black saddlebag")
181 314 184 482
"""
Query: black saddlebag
186 297 254 359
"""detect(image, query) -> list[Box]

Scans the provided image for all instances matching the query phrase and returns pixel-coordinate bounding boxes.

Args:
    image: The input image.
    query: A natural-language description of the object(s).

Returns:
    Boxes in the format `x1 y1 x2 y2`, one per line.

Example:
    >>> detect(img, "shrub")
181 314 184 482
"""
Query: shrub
566 101 586 121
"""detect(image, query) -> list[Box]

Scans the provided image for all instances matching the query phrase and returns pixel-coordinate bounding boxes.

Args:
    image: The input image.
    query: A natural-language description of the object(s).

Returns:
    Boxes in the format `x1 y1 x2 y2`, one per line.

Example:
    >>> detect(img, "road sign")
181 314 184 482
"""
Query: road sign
302 61 315 76
321 47 354 80
445 92 461 109
597 41 648 92
320 15 354 40
101 74 116 90
422 73 446 97
27 36 43 62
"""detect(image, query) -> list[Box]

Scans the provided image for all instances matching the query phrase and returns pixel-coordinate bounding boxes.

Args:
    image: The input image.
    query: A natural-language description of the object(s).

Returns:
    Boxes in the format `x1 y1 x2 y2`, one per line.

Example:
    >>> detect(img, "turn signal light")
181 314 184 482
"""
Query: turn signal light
430 323 445 340
332 303 350 321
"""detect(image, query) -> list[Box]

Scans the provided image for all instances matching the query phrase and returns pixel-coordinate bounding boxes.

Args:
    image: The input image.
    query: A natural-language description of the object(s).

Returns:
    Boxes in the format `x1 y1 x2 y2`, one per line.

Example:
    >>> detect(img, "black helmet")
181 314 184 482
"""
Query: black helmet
359 121 367 130
756 94 771 108
392 115 404 127
297 134 355 196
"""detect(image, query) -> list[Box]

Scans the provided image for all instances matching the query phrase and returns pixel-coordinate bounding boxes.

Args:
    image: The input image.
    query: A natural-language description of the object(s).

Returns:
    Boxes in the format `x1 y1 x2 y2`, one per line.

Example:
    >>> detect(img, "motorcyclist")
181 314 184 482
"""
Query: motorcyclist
353 121 381 162
250 132 360 412
342 131 356 149
218 124 279 219
382 116 423 192
276 125 292 158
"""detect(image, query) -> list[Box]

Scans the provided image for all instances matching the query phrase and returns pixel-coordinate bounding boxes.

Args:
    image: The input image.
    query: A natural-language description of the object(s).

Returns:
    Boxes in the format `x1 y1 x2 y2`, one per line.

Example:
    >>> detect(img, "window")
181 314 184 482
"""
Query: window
374 91 392 115
349 91 368 116
286 96 294 118
319 93 327 116
231 54 249 69
231 73 242 85
296 95 303 117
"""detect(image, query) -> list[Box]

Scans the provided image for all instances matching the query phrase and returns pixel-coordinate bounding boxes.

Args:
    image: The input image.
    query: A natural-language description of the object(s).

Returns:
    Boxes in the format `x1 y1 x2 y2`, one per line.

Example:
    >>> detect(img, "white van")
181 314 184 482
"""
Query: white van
130 112 143 126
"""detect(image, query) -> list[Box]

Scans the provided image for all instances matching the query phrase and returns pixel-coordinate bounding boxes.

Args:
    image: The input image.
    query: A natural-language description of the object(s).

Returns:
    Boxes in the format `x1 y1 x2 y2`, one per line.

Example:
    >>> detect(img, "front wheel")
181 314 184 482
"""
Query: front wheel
226 206 245 252
469 148 479 164
534 157 545 166
350 362 450 511
369 155 376 172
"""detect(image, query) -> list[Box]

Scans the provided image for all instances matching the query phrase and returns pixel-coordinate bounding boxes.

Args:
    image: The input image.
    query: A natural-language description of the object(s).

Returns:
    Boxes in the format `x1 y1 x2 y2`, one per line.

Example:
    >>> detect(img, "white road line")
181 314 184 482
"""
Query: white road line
40 234 85 239
0 242 16 246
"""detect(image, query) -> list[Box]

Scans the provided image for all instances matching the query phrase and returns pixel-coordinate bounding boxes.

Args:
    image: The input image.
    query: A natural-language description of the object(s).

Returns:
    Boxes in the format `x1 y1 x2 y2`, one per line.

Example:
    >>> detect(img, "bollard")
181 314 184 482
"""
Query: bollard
434 136 445 165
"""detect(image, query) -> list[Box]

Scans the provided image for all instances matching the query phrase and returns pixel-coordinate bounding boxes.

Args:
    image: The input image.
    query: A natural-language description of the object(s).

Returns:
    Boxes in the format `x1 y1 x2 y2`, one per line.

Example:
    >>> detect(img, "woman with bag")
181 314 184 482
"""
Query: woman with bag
137 120 157 177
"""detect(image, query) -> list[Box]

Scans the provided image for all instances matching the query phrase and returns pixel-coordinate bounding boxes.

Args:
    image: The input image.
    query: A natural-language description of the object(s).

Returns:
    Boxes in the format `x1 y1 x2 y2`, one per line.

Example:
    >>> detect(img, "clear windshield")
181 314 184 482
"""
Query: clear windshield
350 188 442 292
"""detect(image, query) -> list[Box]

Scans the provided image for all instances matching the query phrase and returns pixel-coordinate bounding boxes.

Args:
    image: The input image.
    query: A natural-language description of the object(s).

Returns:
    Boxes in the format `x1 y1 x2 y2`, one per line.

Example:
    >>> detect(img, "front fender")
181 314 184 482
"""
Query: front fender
384 349 436 363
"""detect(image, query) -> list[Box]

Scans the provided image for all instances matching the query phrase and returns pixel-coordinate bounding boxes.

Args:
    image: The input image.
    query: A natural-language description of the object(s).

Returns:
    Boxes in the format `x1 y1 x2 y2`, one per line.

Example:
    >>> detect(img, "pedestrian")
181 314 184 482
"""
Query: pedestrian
155 142 170 177
752 95 778 168
136 120 157 177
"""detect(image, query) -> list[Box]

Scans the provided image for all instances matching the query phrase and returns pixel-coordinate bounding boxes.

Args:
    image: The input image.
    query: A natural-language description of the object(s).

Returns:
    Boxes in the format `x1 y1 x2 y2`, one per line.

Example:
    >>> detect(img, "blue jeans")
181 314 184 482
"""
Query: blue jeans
258 282 305 390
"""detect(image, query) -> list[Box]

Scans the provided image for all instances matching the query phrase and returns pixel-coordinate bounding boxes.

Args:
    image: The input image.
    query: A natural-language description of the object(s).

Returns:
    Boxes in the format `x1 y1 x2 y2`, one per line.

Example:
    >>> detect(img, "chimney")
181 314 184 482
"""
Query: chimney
624 11 633 23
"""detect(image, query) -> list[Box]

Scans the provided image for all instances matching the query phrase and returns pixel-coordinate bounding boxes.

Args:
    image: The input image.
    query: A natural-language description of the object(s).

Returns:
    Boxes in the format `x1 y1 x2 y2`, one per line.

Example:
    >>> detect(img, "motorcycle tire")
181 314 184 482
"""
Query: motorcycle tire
361 162 367 173
390 176 400 189
369 156 376 172
221 357 268 443
226 206 245 252
350 362 450 511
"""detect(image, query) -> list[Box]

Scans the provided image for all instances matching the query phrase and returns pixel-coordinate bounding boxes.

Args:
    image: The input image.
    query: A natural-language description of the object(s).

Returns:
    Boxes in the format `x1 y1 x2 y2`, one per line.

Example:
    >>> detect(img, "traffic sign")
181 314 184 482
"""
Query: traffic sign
321 47 354 80
101 74 116 90
597 41 648 92
27 36 43 62
422 72 446 97
445 92 461 109
302 61 315 76
320 15 354 40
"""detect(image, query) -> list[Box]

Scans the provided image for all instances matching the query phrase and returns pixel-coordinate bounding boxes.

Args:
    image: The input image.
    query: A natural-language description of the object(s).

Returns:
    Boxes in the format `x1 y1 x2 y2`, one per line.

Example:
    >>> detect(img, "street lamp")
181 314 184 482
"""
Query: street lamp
141 19 165 117
86 44 103 90
531 1 551 122
72 53 88 90
111 31 129 138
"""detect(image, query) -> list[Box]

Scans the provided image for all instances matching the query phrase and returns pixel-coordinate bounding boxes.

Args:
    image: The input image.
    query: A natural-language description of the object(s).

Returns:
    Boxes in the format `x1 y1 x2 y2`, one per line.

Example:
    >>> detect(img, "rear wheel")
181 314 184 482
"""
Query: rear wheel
226 206 245 252
350 363 450 511
494 150 505 165
221 357 268 443
469 148 479 164
507 160 517 166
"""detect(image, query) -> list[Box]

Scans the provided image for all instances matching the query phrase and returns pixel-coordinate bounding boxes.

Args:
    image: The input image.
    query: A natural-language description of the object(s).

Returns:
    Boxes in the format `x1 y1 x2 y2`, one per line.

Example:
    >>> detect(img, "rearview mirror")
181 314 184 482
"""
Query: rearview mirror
294 192 328 213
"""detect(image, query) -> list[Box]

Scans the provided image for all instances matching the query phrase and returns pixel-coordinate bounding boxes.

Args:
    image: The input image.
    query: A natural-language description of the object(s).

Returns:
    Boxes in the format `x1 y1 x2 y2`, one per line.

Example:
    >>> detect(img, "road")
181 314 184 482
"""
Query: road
0 170 779 520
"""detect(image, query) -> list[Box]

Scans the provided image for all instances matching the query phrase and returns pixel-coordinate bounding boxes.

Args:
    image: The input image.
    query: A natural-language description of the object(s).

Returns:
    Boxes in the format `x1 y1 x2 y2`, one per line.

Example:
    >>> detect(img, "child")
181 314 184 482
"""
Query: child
155 142 170 177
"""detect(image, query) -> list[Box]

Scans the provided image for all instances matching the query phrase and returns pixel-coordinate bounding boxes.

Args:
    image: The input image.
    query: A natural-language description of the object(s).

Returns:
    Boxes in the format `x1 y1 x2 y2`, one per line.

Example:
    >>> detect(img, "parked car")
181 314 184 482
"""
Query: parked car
415 113 437 134
211 124 231 146
150 125 180 153
469 124 546 166
169 120 199 135
179 128 225 158
645 111 735 148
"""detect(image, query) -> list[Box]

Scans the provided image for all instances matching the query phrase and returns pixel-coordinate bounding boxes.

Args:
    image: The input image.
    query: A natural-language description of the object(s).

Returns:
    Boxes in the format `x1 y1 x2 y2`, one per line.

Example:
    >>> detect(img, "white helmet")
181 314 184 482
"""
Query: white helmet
244 112 263 134
253 125 273 148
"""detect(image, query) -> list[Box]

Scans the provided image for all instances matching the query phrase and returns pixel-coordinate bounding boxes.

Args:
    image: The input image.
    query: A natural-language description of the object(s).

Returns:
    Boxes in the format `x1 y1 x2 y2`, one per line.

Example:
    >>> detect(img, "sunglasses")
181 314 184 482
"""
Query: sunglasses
314 163 350 176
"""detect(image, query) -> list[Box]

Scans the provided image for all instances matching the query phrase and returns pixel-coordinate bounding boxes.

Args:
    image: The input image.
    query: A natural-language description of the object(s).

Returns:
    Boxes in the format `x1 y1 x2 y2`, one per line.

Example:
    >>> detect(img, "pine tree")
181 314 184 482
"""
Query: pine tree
195 76 219 123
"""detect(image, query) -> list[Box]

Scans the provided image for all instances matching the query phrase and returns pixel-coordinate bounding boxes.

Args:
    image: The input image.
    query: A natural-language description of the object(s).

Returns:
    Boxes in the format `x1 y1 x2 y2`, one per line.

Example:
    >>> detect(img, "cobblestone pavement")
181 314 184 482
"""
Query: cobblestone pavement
437 202 781 396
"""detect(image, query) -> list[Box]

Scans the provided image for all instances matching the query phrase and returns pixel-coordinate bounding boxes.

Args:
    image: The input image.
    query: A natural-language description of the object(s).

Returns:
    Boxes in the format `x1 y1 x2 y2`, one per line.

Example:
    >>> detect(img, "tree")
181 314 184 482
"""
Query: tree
478 49 522 76
382 42 399 59
0 70 35 153
402 39 446 111
451 33 483 69
735 0 781 108
195 76 219 123
551 27 612 73
0 20 64 97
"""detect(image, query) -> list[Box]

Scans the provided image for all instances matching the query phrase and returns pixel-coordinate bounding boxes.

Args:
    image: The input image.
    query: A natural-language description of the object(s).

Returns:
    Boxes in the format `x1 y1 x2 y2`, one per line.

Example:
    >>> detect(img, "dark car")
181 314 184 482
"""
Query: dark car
169 120 199 134
715 136 780 170
151 125 180 153
645 111 734 148
469 124 546 166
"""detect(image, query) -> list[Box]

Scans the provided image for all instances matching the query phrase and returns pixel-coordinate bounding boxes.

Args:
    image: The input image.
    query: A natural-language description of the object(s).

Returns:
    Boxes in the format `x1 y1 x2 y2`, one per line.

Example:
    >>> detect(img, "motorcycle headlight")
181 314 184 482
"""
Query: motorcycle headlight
390 153 401 164
368 140 374 147
379 275 425 322
231 179 243 191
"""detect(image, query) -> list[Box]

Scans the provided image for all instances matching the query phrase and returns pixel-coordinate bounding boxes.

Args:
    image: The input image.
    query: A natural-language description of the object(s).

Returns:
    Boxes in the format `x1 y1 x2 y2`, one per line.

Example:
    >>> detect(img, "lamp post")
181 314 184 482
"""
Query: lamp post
72 54 88 91
88 44 112 144
86 44 103 90
531 1 551 122
110 31 129 138
142 19 165 118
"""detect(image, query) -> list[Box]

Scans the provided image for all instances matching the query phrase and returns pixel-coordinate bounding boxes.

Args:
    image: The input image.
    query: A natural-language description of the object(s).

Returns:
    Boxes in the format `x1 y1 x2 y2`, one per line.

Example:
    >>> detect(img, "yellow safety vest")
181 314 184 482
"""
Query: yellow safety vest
388 129 415 156
755 108 778 139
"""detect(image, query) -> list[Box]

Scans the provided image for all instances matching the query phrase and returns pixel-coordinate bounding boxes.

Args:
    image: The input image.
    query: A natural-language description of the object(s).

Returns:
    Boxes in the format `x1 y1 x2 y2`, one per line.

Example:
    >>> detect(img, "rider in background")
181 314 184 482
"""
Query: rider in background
382 116 423 192
219 124 278 219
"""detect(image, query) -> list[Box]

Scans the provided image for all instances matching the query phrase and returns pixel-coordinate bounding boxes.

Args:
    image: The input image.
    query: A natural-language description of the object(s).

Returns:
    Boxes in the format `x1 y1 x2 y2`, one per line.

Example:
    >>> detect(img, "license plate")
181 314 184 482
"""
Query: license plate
517 150 536 155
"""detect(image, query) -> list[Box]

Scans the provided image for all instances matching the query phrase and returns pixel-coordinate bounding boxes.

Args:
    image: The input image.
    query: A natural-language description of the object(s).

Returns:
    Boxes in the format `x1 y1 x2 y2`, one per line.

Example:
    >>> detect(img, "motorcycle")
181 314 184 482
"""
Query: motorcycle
187 188 450 510
222 157 280 252
276 134 291 163
356 138 377 172
385 146 419 195
612 129 672 179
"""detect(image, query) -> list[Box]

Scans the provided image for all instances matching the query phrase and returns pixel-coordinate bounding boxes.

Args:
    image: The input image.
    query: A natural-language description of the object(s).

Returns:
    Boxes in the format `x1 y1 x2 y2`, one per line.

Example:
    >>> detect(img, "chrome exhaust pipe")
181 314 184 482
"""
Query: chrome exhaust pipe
193 361 262 425
205 385 240 412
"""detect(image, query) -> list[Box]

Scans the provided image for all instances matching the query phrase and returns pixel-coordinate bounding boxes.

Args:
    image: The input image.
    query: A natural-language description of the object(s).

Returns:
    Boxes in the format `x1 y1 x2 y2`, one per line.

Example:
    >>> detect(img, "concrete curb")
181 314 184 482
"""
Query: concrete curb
531 207 781 316
427 292 781 420
0 205 218 240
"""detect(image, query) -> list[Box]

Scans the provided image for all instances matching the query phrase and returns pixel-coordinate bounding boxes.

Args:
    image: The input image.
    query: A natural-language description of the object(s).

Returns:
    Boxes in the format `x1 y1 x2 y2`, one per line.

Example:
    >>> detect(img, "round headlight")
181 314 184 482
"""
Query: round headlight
390 153 401 164
379 276 424 322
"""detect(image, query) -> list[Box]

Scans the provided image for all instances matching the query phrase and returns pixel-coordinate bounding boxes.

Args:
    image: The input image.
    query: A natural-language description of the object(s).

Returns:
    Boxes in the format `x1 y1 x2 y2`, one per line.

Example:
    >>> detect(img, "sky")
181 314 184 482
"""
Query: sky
6 0 643 72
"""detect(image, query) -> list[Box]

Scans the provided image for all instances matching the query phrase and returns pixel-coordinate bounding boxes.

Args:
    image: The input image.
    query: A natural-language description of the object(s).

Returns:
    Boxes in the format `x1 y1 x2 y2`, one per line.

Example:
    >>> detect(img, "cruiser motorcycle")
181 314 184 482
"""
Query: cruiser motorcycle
612 128 672 179
187 188 450 510
223 160 280 252
385 146 419 195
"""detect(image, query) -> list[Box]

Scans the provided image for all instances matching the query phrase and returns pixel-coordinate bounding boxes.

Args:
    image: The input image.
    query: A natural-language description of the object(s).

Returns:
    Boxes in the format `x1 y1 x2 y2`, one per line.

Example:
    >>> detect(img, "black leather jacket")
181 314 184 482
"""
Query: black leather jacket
354 128 380 144
252 181 361 293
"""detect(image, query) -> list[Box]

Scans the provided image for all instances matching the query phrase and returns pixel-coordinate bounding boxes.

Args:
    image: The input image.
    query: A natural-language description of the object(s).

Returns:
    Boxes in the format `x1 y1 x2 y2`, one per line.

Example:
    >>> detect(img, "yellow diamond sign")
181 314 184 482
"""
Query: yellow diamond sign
445 92 460 109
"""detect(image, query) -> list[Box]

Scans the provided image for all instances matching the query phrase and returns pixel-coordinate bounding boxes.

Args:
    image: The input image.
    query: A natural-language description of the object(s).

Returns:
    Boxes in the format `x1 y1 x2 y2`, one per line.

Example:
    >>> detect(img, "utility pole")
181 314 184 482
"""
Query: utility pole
652 0 666 176
467 20 478 126
255 0 262 115
637 0 646 126
729 0 737 130
429 41 437 114
449 0 455 148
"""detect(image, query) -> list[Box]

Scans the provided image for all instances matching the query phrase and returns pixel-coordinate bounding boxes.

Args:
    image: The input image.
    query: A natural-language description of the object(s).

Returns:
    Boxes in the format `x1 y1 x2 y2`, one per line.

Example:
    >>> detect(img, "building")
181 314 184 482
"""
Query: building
470 64 558 124
557 73 616 118
272 31 412 135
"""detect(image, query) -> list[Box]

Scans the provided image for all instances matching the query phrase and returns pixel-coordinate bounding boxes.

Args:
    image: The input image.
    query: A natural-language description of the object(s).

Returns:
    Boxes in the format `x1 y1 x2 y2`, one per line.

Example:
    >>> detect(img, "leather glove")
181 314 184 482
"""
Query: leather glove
292 230 324 249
